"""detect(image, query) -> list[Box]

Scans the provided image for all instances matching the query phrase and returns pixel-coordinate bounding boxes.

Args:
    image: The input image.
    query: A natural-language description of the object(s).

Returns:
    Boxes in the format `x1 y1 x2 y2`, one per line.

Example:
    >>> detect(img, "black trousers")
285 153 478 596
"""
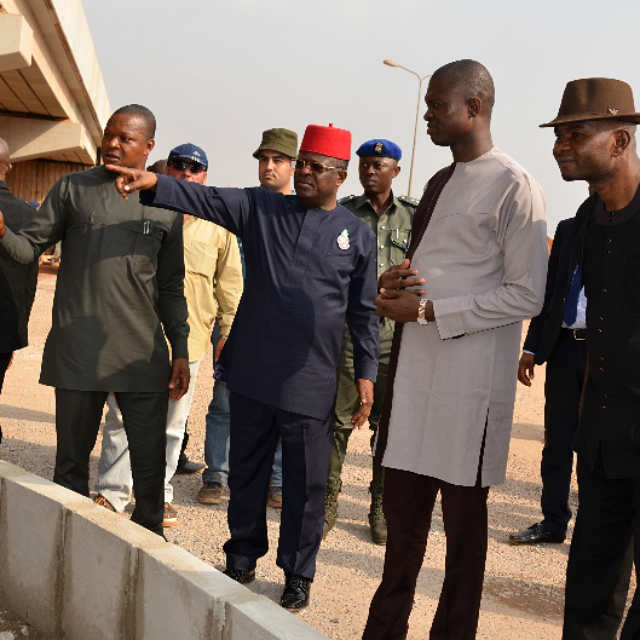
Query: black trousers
363 468 489 640
0 351 12 445
563 457 638 639
224 392 331 580
541 330 587 534
0 351 12 392
54 388 168 535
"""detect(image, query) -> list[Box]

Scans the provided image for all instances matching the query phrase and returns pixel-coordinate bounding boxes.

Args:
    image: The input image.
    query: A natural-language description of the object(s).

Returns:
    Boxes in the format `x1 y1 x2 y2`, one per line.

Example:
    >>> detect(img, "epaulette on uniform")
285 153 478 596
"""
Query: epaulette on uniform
398 195 419 208
338 195 358 205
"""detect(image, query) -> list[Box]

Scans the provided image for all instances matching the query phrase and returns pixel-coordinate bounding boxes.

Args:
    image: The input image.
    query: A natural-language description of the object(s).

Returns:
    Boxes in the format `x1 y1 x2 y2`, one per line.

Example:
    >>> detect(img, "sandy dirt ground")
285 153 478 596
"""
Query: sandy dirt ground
0 269 634 639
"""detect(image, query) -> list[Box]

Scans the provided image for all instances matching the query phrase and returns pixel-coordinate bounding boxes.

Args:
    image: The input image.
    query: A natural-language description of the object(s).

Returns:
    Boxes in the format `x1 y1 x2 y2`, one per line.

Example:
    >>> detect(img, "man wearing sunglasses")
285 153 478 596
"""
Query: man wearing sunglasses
106 123 379 612
93 144 243 528
324 139 416 546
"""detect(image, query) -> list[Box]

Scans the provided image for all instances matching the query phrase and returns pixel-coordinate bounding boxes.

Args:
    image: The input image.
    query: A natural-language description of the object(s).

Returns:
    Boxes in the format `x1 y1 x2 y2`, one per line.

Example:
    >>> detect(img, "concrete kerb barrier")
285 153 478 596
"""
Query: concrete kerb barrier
0 460 328 639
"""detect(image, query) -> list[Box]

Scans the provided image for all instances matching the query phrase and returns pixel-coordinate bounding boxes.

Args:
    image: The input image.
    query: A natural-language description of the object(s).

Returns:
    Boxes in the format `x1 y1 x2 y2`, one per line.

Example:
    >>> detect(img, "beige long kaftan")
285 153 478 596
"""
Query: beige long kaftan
382 148 548 487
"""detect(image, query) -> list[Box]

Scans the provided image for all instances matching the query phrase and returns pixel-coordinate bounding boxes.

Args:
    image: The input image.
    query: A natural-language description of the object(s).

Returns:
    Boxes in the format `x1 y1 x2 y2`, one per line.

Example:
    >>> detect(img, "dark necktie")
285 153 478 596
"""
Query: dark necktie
563 266 581 326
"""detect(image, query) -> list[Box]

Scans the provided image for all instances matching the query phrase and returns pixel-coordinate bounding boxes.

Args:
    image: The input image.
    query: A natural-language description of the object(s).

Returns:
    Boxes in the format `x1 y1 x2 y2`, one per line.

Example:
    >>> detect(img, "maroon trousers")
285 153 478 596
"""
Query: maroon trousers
362 468 489 640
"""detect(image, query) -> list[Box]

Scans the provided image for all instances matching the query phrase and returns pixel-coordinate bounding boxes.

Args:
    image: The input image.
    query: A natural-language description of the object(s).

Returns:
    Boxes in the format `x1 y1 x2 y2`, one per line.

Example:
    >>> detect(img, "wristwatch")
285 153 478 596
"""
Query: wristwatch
417 297 430 325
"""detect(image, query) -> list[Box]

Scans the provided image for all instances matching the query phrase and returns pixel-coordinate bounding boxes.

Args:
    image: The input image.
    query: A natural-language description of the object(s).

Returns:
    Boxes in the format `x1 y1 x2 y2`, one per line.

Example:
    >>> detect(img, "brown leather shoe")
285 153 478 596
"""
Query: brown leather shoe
93 494 117 512
163 502 178 527
197 482 225 505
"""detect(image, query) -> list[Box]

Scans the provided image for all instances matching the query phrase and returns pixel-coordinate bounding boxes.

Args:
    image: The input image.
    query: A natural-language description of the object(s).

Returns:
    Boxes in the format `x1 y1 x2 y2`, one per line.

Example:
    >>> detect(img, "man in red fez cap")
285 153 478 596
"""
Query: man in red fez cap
103 123 379 612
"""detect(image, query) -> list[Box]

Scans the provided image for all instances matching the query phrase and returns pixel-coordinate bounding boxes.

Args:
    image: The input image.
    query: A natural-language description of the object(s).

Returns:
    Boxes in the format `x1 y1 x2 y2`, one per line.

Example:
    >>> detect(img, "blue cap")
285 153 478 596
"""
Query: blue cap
168 143 208 169
356 139 402 161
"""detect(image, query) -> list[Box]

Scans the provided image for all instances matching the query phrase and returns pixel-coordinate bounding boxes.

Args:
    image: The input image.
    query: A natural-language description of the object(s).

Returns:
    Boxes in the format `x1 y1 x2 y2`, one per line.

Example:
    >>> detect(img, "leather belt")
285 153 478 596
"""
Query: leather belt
563 328 588 341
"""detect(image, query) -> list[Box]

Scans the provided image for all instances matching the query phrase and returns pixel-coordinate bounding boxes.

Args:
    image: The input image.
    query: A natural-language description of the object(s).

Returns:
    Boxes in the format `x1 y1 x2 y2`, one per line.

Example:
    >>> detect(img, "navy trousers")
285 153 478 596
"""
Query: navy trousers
224 392 331 580
541 330 587 534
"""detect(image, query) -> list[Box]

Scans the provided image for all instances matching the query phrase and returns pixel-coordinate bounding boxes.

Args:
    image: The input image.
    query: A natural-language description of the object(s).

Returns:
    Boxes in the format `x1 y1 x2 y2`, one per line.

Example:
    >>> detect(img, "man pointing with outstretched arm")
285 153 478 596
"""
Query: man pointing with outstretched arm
108 123 379 612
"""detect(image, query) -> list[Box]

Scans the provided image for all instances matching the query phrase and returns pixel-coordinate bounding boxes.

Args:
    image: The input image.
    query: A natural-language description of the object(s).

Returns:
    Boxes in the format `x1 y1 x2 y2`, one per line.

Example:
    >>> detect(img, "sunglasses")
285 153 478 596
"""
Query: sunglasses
168 158 207 173
294 159 344 174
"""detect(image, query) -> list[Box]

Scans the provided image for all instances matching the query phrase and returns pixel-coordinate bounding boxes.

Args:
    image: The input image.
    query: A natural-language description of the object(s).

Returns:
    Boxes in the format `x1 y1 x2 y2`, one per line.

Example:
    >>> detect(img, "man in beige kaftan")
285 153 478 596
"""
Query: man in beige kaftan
362 60 548 640
384 147 547 487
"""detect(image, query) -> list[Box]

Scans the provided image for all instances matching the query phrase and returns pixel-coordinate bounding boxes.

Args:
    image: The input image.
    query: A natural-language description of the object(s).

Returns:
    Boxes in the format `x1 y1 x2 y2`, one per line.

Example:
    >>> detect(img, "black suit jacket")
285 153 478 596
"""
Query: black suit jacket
523 217 580 364
0 182 39 353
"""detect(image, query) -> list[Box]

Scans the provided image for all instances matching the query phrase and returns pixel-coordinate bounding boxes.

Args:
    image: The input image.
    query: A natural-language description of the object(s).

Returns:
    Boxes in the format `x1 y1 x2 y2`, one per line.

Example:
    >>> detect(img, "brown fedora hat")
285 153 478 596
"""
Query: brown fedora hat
540 78 640 128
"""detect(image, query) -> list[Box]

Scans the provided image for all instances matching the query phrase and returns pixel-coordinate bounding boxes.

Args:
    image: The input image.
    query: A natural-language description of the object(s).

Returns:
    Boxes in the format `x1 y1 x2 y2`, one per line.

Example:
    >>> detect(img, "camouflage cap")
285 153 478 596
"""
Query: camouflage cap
253 128 298 159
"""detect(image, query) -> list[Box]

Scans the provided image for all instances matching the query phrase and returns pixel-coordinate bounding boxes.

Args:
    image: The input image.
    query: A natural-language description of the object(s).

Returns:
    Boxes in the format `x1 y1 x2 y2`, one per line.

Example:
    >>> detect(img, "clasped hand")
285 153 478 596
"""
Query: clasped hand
374 259 426 323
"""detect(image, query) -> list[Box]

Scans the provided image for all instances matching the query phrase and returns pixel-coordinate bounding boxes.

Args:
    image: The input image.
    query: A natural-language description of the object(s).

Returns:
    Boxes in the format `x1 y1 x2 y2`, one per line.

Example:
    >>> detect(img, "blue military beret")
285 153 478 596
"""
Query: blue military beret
356 138 402 161
168 142 208 169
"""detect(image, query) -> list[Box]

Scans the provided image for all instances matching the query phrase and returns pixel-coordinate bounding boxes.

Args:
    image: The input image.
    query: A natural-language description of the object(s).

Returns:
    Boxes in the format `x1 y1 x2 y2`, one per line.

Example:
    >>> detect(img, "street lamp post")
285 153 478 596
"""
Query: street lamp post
383 59 431 198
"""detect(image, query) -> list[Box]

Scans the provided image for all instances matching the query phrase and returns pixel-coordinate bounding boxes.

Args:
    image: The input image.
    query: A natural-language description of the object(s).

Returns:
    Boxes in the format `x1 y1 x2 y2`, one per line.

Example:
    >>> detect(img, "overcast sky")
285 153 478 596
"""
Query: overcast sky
84 0 640 233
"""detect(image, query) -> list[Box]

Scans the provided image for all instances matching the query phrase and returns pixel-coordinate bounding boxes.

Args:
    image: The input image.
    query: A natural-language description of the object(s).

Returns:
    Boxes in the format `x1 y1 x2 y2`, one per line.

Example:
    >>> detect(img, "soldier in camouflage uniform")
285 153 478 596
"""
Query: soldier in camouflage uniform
324 139 416 544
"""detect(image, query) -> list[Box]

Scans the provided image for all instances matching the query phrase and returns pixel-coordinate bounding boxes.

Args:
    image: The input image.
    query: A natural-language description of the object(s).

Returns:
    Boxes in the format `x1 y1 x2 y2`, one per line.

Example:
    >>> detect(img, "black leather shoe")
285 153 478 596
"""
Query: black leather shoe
509 522 565 545
176 456 206 474
281 574 311 611
224 567 255 584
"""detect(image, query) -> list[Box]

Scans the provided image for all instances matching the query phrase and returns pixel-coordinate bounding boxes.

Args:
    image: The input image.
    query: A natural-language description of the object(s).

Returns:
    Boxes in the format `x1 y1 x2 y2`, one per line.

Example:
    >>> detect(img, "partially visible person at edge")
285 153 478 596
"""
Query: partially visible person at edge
0 137 39 446
510 198 590 547
93 143 242 528
147 159 204 476
197 128 297 510
324 138 416 545
362 60 548 639
0 105 189 537
539 77 640 639
107 122 379 612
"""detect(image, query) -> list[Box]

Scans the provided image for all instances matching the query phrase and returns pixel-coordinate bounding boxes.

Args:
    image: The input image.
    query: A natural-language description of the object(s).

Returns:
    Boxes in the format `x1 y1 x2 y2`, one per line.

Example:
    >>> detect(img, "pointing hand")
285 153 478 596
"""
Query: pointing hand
105 164 158 199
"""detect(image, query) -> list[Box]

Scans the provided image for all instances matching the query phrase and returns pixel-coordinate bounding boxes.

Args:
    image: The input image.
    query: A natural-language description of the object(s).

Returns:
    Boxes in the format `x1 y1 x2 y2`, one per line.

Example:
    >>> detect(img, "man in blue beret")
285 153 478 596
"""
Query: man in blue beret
324 138 417 545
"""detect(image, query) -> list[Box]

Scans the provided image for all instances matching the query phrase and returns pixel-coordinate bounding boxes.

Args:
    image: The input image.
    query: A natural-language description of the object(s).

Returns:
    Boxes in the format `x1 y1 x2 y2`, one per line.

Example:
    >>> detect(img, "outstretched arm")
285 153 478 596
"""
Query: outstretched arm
106 165 251 238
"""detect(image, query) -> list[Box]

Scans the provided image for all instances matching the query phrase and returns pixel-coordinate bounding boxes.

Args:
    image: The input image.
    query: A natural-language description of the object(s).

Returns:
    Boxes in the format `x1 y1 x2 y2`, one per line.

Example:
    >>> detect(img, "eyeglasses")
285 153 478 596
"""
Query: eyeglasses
294 159 344 174
168 158 207 173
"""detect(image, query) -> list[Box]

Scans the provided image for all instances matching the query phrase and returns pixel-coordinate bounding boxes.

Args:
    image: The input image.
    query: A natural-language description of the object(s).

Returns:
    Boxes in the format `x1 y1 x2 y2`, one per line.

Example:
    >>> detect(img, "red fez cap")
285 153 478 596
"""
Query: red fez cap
299 123 351 161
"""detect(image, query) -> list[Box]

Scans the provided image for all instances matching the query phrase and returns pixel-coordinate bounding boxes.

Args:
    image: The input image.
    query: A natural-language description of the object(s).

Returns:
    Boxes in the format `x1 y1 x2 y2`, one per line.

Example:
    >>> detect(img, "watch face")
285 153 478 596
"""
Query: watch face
417 297 431 325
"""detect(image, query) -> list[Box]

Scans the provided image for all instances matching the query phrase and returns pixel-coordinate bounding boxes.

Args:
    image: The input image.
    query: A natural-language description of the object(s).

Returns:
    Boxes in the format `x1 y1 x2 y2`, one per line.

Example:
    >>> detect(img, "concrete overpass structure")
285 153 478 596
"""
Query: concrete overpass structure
0 0 110 202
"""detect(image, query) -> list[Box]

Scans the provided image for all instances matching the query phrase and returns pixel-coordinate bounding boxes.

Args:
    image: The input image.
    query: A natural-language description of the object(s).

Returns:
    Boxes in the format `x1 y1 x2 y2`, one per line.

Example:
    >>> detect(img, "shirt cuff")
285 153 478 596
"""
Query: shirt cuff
522 350 535 356
140 174 170 206
168 334 189 360
432 297 467 340
354 358 378 384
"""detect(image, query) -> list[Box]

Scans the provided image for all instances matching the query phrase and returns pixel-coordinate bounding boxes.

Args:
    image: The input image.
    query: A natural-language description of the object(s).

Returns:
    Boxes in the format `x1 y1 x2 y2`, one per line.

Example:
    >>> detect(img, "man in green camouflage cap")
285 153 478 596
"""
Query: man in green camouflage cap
324 138 416 544
253 128 297 194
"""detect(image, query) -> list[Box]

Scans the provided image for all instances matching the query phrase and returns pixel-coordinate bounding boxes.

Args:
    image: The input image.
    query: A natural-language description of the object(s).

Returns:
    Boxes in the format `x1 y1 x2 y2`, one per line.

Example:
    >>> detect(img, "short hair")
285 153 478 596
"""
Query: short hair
109 104 156 137
147 159 168 174
432 59 495 113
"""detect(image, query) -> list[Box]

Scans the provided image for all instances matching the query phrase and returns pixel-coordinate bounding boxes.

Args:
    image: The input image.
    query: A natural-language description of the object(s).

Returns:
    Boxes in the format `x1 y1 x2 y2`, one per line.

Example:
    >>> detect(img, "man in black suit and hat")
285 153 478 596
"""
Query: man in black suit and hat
0 137 39 444
540 77 640 638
